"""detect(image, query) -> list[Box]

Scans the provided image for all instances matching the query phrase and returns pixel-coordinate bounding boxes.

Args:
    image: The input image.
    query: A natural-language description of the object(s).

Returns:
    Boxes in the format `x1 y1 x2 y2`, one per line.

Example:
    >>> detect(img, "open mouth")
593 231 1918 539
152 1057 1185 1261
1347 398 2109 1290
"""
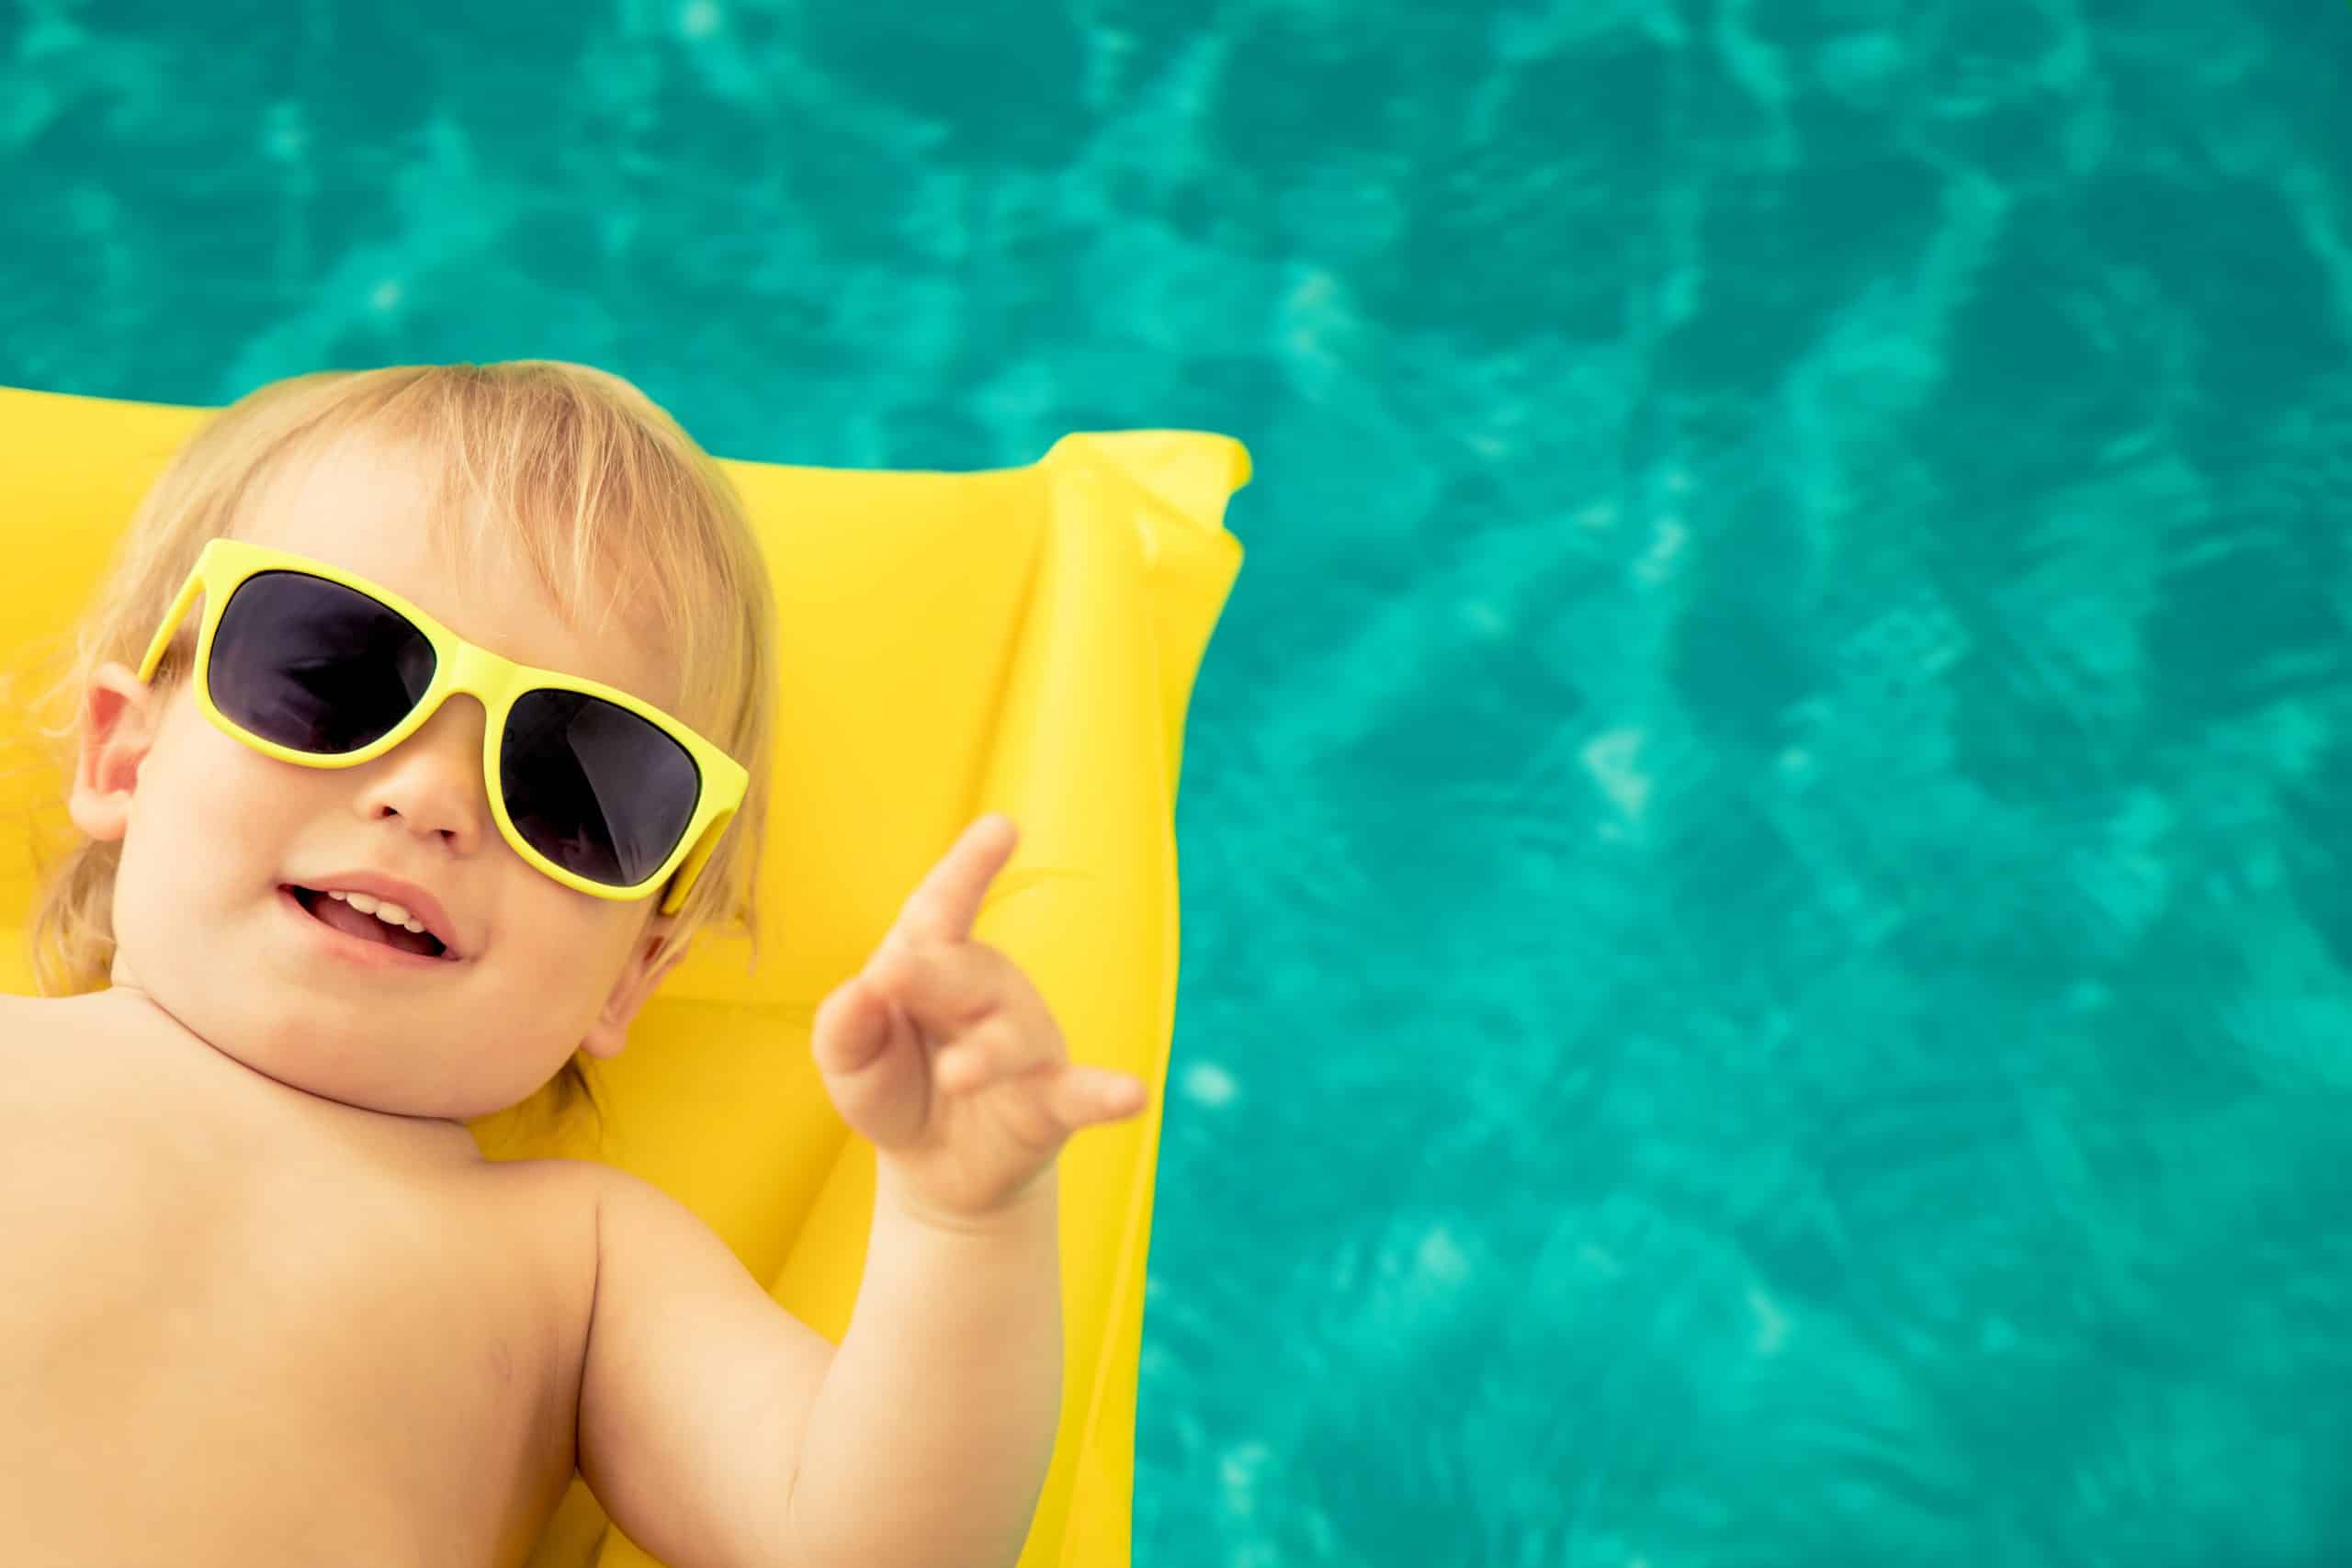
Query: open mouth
287 885 451 960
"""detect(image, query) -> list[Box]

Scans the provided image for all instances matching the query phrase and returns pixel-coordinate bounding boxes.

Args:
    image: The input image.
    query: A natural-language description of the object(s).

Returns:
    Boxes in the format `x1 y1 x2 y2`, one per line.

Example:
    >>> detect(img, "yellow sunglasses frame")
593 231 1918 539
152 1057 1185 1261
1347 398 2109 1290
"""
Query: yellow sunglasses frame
138 537 746 913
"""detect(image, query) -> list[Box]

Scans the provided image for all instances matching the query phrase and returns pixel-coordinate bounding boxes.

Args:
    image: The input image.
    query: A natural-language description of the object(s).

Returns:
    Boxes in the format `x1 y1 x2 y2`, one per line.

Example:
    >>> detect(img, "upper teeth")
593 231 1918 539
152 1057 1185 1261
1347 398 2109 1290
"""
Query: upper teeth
325 889 429 934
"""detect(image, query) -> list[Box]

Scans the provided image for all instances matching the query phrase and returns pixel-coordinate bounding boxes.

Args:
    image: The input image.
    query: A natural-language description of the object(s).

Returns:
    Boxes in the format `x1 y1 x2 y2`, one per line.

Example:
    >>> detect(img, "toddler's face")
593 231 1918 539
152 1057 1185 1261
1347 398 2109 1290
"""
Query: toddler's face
74 436 684 1122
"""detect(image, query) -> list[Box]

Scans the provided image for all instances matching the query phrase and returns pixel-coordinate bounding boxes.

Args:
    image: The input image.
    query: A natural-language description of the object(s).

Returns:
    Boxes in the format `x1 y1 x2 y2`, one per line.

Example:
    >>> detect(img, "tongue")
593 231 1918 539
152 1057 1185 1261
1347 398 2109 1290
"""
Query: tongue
311 895 436 956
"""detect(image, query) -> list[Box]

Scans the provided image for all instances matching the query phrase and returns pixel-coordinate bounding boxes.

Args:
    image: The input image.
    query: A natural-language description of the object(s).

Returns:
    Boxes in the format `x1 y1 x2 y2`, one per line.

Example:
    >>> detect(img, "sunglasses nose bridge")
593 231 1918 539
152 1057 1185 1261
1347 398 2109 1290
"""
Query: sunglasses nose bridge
398 640 524 767
436 638 525 716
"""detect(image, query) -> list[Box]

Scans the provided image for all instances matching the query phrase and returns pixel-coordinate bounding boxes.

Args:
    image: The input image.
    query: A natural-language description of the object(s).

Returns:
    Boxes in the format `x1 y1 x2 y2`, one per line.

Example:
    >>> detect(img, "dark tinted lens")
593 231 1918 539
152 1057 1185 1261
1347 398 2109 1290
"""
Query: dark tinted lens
501 689 700 886
210 572 437 753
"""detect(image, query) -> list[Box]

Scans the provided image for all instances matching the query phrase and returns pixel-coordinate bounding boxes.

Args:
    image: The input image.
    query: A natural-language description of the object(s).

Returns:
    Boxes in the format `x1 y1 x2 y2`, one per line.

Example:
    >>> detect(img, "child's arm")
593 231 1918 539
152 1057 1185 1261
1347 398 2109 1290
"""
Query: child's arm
778 1162 1064 1568
574 1167 831 1568
780 813 1148 1564
578 816 1147 1566
575 1161 1061 1568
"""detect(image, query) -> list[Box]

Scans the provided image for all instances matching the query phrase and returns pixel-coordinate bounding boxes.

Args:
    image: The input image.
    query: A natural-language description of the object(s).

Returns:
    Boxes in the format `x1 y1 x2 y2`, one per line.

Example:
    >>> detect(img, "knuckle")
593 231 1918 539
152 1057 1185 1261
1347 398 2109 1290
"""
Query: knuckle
870 942 923 991
1006 1021 1054 1067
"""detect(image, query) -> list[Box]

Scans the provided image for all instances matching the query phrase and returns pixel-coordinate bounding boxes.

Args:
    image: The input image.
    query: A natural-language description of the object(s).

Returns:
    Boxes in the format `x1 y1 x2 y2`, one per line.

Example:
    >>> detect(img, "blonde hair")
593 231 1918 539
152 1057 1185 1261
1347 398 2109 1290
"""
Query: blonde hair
22 361 777 1123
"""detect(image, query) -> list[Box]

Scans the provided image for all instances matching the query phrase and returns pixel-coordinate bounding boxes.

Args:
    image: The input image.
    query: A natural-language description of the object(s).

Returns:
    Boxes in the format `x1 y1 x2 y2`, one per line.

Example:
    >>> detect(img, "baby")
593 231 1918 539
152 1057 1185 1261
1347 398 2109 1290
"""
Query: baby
0 362 1150 1568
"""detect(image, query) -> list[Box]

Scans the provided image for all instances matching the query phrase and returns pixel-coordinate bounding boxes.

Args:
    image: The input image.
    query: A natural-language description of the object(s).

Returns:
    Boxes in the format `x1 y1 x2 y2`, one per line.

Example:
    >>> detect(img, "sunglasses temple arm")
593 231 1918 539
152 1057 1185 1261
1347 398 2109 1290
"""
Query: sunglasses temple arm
137 570 209 684
659 807 734 917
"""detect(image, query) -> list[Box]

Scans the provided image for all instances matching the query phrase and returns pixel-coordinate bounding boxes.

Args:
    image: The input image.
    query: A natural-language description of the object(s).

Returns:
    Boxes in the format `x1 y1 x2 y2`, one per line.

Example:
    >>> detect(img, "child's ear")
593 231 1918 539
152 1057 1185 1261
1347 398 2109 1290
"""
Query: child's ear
67 661 164 844
581 920 687 1061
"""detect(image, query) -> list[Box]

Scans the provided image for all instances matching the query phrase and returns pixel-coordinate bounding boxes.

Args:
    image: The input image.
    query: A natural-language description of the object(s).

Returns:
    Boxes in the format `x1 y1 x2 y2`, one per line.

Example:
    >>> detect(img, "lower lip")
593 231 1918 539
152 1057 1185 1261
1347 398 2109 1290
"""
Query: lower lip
277 886 457 972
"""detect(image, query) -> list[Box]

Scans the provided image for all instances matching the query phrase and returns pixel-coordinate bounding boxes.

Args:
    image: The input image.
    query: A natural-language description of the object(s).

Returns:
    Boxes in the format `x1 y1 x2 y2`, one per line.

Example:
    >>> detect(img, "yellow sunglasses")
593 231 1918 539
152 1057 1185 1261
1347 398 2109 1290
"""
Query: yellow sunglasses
140 537 747 912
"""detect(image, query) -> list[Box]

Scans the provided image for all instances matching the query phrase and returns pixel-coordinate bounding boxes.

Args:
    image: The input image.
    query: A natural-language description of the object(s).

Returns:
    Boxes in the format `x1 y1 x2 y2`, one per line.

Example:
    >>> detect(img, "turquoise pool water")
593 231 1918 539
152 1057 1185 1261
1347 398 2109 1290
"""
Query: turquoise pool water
8 1 2352 1562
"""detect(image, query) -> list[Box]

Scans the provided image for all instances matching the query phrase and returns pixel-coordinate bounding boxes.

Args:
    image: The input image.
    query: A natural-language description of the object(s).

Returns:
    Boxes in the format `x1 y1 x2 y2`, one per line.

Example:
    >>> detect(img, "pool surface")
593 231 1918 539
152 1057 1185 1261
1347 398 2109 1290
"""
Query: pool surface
7 1 2352 1562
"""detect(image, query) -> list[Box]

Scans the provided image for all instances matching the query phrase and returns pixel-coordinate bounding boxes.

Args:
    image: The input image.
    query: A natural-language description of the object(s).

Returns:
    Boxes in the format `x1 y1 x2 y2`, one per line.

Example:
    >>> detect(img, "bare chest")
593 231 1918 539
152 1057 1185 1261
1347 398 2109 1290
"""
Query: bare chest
0 1017 594 1567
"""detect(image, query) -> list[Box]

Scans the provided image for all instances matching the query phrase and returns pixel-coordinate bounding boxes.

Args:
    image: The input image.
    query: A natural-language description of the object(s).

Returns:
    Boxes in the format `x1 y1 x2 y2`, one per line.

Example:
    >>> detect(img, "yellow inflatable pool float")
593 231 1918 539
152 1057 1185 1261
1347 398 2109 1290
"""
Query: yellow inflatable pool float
0 381 1247 1568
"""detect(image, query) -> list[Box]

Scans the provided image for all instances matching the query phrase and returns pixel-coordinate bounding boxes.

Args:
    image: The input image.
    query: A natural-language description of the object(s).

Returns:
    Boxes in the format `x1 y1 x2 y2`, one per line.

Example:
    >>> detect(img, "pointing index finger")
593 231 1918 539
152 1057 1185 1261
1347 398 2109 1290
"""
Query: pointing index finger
894 814 1018 947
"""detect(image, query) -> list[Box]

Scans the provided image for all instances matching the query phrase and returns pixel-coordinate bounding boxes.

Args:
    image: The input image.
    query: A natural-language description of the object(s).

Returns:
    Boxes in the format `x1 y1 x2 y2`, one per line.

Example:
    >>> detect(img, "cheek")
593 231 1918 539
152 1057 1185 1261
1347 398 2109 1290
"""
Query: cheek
496 875 648 976
126 708 321 889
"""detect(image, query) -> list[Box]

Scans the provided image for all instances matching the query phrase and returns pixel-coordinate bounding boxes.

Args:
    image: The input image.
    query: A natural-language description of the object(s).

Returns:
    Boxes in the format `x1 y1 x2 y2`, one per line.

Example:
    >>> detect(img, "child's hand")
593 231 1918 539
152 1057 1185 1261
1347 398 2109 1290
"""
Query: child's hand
810 815 1150 1227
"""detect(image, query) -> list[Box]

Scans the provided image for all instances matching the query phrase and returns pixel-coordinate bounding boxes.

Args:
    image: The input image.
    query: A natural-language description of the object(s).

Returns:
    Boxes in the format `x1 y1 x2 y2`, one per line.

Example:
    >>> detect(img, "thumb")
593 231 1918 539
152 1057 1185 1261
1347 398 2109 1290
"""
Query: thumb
812 975 896 1077
811 976 931 1147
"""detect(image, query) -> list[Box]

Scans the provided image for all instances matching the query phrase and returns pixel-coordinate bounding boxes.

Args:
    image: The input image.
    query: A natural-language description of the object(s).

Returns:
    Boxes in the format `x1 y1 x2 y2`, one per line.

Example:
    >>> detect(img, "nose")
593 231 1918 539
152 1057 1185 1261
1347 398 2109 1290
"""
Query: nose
353 694 491 855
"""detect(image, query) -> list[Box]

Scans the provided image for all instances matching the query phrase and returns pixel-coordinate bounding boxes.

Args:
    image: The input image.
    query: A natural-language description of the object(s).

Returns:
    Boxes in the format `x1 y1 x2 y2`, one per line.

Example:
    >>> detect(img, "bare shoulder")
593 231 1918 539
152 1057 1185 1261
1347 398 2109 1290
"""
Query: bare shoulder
0 989 196 1065
0 990 67 1041
471 1153 673 1225
443 1156 618 1368
0 995 53 1096
459 1153 612 1262
0 992 132 1097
